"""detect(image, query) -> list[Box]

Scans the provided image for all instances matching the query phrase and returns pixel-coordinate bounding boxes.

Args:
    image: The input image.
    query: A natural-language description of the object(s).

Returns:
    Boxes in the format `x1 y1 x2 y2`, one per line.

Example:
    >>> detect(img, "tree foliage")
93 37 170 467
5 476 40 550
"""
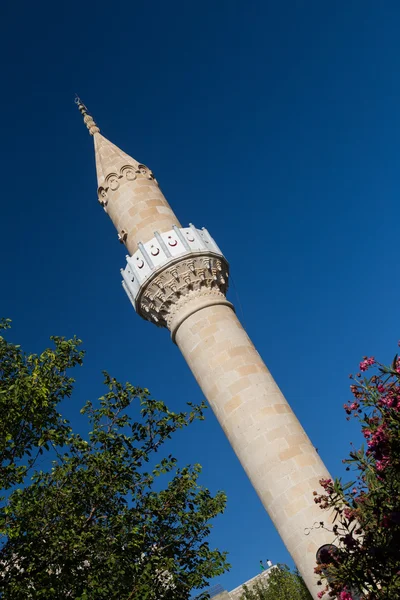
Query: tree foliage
0 321 229 599
240 564 312 600
0 318 83 492
314 347 400 599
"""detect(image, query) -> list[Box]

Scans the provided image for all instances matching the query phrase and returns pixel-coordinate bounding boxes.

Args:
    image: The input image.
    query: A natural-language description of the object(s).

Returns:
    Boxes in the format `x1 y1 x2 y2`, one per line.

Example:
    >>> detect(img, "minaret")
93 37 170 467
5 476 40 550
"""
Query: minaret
76 98 333 598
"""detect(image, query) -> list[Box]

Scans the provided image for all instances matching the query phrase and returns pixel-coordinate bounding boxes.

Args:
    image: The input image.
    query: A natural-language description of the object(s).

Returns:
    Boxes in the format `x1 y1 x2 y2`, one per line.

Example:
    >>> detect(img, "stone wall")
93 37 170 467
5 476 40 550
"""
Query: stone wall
213 566 276 599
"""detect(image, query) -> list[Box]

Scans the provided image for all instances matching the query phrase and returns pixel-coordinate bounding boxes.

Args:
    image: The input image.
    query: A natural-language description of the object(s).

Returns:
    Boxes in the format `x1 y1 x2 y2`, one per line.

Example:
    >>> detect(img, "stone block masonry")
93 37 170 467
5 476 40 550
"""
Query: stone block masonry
94 132 180 256
174 302 332 597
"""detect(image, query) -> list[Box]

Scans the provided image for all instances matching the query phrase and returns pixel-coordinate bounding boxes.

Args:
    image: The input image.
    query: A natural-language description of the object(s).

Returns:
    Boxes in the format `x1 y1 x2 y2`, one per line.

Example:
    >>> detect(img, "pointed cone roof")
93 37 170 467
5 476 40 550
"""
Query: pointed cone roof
75 96 139 188
93 132 140 188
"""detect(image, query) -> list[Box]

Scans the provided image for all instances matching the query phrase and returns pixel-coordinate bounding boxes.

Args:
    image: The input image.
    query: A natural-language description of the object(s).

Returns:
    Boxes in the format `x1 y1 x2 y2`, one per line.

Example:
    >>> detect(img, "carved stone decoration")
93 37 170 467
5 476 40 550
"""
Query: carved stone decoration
120 165 137 181
121 224 231 336
136 253 229 329
137 164 156 181
97 187 108 210
118 229 128 244
107 173 120 191
97 164 159 206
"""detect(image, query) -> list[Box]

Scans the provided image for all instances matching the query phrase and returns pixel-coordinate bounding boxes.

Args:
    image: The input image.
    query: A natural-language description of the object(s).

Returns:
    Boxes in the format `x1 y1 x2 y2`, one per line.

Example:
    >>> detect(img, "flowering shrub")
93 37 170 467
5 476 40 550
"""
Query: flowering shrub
313 347 400 599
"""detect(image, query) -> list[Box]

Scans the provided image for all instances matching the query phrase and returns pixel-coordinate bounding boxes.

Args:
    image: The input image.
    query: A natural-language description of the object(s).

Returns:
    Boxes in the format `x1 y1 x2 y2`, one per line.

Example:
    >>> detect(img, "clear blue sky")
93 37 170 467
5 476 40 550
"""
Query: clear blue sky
1 0 400 593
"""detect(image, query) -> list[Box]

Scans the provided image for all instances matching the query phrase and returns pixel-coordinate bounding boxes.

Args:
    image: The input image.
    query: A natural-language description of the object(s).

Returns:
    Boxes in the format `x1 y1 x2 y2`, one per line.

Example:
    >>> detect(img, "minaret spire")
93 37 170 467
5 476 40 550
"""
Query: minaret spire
75 96 100 136
75 98 180 255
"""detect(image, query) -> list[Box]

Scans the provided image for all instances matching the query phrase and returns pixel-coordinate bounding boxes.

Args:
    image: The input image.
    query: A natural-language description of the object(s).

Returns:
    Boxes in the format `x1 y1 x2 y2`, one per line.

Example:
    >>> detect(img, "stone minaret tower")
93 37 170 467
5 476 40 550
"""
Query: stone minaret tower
77 99 333 598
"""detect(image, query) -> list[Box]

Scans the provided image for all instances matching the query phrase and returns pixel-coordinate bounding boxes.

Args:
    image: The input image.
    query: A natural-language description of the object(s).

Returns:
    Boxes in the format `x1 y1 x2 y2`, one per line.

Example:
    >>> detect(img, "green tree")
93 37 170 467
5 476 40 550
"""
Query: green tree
240 564 312 600
314 348 400 599
0 321 229 599
0 318 84 492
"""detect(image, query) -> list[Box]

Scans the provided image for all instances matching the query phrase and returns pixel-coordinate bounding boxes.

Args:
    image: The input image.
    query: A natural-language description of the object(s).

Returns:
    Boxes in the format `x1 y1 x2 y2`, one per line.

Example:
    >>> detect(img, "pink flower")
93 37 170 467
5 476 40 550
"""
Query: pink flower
343 507 354 520
380 395 396 408
340 588 353 600
359 357 375 371
376 455 390 472
320 478 333 493
343 401 359 415
317 592 324 599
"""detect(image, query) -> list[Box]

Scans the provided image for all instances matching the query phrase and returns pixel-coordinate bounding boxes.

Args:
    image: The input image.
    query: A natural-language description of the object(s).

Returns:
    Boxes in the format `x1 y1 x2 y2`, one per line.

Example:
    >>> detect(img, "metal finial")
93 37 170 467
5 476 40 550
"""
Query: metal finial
75 95 100 136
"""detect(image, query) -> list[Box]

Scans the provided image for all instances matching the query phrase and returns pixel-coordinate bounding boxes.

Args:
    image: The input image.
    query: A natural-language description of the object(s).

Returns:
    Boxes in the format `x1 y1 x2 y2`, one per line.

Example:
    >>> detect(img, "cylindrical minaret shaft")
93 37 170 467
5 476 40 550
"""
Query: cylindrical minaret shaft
77 100 334 599
174 302 331 595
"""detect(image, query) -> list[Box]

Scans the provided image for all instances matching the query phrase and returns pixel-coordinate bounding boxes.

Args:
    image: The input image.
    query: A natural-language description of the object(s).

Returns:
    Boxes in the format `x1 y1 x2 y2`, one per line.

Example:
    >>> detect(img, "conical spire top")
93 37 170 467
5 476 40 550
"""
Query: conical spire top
75 95 100 136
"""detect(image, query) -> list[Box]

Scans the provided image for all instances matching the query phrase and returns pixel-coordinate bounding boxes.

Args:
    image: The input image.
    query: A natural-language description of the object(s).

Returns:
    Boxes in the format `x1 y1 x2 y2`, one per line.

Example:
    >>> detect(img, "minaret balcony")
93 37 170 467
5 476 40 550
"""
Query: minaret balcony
121 224 229 328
